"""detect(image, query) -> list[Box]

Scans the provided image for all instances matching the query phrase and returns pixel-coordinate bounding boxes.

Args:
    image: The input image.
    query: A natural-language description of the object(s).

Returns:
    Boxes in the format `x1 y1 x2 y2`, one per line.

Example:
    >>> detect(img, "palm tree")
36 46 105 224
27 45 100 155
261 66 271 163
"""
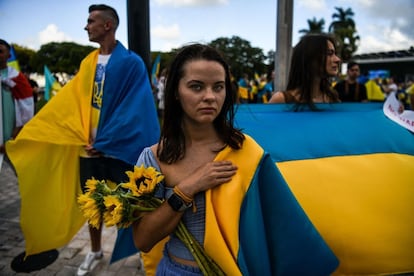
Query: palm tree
328 7 360 62
299 17 325 36
329 7 355 32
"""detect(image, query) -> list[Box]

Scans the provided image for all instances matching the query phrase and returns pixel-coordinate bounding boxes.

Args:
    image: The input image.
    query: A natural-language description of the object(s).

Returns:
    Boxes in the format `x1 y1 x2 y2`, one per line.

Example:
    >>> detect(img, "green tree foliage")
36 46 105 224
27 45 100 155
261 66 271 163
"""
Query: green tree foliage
266 50 276 74
299 17 326 36
328 7 360 62
329 7 355 31
15 38 272 82
209 36 267 80
30 42 96 74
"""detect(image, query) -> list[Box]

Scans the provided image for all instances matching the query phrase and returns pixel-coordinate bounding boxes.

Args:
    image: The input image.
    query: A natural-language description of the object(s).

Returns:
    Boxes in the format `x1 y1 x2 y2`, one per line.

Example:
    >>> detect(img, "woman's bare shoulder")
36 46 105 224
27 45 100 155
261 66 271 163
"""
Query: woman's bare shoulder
150 144 158 154
268 91 286 103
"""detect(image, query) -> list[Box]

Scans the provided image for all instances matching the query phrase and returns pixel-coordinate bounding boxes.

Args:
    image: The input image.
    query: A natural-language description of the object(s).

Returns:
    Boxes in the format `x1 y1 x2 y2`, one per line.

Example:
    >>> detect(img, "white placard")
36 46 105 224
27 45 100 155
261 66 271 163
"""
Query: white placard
383 92 414 132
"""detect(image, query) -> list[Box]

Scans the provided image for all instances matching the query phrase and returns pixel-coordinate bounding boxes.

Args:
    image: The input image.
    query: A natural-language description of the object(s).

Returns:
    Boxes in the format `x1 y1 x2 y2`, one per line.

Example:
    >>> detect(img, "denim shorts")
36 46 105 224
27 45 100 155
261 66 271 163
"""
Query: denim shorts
156 249 202 276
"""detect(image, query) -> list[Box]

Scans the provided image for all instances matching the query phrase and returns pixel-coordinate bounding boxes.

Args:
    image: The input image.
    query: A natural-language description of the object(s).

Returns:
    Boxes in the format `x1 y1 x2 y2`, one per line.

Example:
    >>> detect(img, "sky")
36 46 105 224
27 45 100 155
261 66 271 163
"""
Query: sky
1 0 414 56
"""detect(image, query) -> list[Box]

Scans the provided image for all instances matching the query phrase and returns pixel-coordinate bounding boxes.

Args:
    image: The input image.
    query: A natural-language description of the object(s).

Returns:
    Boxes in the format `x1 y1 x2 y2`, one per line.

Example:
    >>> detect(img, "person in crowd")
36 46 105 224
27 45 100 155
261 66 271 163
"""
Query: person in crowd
5 5 160 276
406 79 414 110
237 73 250 103
75 4 160 275
334 61 368 102
268 33 341 109
157 68 167 122
256 73 269 103
22 66 39 104
365 74 385 102
0 39 34 154
261 69 275 103
381 76 398 98
131 43 338 275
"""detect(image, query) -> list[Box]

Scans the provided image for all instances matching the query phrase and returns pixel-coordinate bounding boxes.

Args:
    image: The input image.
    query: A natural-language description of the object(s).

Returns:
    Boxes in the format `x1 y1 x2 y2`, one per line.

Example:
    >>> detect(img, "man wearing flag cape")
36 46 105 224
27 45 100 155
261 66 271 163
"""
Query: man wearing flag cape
6 4 160 276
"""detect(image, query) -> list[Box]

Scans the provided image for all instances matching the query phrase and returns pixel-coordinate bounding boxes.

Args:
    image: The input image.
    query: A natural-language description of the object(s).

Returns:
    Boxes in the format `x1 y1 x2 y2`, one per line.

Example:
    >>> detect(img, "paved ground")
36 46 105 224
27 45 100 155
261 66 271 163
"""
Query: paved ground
0 158 145 276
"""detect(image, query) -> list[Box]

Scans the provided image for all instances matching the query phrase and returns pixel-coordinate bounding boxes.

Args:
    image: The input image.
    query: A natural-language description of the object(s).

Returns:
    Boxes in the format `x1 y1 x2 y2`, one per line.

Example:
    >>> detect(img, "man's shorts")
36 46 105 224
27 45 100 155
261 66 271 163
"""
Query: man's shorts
79 156 134 193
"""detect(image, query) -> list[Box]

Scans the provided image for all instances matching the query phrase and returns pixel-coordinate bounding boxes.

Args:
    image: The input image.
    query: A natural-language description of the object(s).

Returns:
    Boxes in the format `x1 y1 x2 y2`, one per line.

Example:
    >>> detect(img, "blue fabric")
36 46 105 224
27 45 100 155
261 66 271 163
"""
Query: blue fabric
93 42 160 165
238 153 338 275
233 103 414 275
111 227 138 263
44 65 57 101
234 103 414 162
106 43 160 263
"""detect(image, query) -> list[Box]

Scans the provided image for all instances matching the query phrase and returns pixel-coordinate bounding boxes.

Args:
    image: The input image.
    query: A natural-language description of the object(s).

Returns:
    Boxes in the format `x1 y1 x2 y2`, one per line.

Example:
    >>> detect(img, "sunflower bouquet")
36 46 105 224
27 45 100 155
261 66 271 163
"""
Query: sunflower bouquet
77 165 224 276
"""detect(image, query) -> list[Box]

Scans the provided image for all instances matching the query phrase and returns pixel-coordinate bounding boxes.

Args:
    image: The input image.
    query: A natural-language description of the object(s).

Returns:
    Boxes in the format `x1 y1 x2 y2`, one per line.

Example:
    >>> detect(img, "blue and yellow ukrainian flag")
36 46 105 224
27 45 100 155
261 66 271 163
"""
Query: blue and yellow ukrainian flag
7 44 20 71
365 78 385 101
113 102 414 275
44 65 62 100
151 54 161 86
235 103 414 275
7 42 160 257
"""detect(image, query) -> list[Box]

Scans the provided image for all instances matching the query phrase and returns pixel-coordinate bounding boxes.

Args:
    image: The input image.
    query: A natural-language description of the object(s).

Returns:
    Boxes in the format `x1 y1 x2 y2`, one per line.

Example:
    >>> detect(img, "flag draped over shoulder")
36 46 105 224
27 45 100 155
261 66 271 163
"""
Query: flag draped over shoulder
6 42 160 256
5 66 34 127
205 135 338 275
234 103 414 275
129 136 339 276
6 53 93 257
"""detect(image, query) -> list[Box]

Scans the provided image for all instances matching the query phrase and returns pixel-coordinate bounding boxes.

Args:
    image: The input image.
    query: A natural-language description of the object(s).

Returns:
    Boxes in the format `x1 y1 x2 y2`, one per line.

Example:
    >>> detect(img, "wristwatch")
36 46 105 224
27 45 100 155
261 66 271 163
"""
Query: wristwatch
167 192 192 212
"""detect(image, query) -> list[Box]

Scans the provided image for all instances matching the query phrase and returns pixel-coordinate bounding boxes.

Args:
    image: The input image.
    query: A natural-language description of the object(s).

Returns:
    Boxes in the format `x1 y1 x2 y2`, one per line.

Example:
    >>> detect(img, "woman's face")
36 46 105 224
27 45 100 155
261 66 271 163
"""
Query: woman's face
325 40 341 76
178 59 226 125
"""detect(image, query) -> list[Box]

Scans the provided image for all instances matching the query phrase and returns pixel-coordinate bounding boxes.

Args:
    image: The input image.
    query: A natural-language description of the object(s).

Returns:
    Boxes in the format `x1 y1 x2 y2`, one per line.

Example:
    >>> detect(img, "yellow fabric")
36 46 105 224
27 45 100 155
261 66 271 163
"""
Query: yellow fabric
204 135 263 275
238 86 249 100
141 237 168 276
406 84 414 105
7 60 20 72
365 79 385 101
51 81 62 98
6 50 99 255
277 153 414 275
407 84 414 95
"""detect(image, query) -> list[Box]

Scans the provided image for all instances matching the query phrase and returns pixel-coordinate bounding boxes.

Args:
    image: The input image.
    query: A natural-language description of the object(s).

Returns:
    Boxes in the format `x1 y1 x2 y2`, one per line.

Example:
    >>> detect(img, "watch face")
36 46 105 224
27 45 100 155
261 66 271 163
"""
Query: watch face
168 193 185 212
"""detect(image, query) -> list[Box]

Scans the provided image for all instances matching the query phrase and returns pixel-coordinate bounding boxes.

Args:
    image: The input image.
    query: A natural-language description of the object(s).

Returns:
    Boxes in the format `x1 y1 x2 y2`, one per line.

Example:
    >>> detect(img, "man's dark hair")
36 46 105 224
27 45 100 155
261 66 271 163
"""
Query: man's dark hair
0 39 11 51
347 61 359 71
89 4 119 29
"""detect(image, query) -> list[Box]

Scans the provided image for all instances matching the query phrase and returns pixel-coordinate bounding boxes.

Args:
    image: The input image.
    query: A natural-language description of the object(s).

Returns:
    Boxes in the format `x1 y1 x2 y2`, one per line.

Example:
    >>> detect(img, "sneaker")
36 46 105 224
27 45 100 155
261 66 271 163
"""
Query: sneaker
77 250 103 276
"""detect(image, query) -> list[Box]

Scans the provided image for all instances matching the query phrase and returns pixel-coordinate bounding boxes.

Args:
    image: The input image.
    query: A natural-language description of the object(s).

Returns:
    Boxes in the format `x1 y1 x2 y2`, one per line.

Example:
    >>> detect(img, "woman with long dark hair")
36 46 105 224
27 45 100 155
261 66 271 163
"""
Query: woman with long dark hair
132 43 338 275
269 33 341 110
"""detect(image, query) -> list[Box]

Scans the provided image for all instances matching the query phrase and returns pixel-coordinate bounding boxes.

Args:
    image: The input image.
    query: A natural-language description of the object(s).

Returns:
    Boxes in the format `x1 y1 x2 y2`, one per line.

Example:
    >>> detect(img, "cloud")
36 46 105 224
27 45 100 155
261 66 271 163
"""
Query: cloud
38 24 73 45
357 24 414 54
154 0 228 7
297 0 327 10
159 42 182 52
152 24 181 40
357 0 414 40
